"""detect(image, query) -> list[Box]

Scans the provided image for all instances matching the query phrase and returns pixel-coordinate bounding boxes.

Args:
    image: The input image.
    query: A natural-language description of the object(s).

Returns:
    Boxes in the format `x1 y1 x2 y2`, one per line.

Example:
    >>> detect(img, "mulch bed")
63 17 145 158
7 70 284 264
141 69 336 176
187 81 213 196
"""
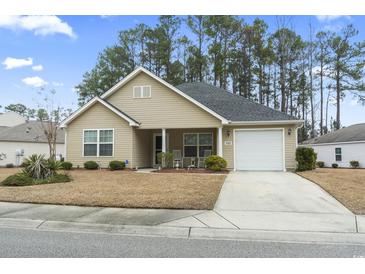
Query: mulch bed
153 168 229 174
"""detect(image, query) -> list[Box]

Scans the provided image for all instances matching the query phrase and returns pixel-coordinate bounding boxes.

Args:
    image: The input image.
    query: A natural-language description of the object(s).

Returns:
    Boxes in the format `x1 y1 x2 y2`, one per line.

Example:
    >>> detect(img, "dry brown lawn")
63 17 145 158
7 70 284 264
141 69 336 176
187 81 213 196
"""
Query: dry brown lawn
297 168 365 214
0 168 226 210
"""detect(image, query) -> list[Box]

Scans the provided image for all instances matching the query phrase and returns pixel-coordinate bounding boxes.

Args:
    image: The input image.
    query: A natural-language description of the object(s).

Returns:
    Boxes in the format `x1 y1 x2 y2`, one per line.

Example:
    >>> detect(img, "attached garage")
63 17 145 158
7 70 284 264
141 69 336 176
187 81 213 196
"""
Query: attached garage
234 129 284 171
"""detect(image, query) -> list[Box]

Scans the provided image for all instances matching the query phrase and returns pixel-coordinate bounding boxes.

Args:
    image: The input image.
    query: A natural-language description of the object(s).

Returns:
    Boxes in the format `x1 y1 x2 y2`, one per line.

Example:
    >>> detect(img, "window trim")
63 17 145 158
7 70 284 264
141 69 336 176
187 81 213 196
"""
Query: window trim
133 85 152 99
82 128 114 157
183 132 214 158
335 147 342 162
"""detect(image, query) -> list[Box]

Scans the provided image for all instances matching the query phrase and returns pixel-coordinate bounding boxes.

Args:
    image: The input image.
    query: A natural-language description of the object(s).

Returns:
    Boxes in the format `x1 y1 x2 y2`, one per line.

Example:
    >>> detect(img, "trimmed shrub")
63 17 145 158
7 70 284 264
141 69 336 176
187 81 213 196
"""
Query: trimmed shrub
205 155 227 171
332 163 339 168
61 161 73 170
109 160 125 170
1 173 33 186
84 161 98 170
350 160 360 169
5 163 14 168
316 161 325 168
295 147 317 171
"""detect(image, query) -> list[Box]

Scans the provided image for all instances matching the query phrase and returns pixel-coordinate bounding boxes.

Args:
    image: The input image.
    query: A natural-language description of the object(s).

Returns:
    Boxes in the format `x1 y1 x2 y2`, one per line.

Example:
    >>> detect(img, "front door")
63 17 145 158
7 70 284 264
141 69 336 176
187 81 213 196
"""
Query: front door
153 133 169 166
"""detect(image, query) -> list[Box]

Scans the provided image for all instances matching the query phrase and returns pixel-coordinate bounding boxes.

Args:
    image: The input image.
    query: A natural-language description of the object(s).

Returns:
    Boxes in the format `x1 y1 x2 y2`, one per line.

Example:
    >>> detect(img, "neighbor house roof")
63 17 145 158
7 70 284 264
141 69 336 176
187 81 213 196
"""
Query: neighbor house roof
301 123 365 145
0 121 65 144
176 82 299 123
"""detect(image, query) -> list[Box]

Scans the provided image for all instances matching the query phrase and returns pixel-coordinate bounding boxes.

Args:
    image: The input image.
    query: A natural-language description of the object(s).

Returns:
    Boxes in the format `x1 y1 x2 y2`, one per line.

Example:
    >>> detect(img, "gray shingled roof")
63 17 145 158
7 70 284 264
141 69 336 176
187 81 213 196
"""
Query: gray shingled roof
302 123 365 145
0 121 65 143
176 82 299 122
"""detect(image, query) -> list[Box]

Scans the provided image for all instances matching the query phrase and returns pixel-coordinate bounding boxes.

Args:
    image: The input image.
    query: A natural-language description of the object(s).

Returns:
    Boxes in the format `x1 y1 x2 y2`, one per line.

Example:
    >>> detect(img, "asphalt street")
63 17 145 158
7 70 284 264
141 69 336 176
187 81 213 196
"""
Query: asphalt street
1 227 365 258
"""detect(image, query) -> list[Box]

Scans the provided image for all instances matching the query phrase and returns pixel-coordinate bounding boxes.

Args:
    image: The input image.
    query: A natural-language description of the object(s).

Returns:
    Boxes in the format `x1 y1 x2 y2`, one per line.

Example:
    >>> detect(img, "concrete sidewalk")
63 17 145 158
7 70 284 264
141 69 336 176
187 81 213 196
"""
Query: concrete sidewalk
1 215 365 246
0 201 363 234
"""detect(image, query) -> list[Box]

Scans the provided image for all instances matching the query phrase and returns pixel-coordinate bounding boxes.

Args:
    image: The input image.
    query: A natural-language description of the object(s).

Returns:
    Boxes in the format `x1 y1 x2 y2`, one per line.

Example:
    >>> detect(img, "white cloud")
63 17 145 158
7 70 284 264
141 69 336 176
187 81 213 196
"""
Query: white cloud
2 57 33 70
0 15 76 38
316 15 351 22
52 81 64 87
22 76 48 88
32 65 43 71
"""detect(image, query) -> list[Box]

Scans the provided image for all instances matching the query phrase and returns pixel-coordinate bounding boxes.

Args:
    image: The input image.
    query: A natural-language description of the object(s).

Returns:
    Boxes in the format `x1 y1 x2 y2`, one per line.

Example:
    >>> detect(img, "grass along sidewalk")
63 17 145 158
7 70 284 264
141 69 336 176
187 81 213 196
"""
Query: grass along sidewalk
0 169 226 210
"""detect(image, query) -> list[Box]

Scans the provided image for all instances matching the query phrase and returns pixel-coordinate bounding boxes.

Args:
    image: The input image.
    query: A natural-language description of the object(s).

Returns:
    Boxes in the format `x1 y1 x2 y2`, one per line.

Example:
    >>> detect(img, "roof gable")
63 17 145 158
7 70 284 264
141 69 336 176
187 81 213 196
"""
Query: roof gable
60 97 139 127
101 67 229 124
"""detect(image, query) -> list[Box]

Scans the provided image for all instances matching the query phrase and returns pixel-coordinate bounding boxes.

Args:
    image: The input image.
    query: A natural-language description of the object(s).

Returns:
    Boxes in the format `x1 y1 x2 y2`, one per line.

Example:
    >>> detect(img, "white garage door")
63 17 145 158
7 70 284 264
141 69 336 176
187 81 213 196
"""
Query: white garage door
234 129 284 171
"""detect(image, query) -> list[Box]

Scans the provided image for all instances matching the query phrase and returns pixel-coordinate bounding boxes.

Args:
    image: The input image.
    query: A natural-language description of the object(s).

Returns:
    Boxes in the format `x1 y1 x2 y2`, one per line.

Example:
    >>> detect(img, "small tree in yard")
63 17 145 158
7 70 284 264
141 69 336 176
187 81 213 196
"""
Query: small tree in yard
36 89 72 159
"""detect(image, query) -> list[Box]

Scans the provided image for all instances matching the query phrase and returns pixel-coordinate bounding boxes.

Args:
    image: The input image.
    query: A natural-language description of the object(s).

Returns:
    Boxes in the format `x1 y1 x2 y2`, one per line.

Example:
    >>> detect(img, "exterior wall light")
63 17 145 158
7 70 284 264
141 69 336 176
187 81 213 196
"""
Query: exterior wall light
226 130 231 138
288 128 292 136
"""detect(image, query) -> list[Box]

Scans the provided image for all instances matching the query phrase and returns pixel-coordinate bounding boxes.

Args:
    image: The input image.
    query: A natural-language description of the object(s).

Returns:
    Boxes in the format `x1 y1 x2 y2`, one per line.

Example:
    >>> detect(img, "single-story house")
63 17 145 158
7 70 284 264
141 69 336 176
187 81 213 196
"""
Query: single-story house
301 123 365 168
0 121 65 166
61 67 303 171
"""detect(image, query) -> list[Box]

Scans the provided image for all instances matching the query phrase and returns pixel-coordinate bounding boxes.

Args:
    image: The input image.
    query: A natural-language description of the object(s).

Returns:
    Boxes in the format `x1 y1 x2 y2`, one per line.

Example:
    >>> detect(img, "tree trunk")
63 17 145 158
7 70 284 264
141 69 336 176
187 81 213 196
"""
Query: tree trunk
335 66 341 130
280 56 286 113
319 59 324 135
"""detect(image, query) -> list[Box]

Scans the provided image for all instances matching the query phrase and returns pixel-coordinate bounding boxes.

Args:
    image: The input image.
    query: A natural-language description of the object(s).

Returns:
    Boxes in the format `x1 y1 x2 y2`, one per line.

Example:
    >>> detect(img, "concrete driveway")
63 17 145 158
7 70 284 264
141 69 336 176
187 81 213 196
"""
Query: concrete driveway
211 171 356 232
215 171 351 214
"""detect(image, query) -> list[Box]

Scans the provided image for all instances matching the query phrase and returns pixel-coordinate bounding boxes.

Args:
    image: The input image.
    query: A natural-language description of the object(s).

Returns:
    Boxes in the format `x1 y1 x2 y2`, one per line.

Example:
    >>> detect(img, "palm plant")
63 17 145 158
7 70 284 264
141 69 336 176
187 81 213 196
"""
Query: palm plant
46 158 62 176
22 154 62 179
22 154 48 179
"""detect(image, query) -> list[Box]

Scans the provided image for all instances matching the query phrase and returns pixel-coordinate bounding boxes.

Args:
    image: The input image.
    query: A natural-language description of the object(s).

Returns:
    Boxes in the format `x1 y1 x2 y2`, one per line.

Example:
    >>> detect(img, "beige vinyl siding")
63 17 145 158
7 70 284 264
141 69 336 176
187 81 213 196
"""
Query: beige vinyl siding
133 129 152 168
222 124 297 170
66 102 133 168
106 73 221 129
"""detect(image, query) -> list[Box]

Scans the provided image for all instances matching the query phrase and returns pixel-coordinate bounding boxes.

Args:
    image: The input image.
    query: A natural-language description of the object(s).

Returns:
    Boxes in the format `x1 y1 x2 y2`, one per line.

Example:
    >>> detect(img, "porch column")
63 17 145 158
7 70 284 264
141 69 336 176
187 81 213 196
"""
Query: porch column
217 127 223 157
162 128 166 153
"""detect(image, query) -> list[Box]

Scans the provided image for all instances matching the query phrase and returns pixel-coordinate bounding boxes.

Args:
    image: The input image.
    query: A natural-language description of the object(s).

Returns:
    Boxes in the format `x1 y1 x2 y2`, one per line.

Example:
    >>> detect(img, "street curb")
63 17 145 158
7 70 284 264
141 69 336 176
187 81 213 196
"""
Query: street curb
1 217 365 245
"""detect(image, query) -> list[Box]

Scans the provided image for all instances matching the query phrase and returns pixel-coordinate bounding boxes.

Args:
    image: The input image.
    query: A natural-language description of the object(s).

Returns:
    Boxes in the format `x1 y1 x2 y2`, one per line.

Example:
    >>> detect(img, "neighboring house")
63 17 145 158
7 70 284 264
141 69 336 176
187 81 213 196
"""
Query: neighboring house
0 121 65 166
301 123 365 168
61 67 303 171
0 111 26 127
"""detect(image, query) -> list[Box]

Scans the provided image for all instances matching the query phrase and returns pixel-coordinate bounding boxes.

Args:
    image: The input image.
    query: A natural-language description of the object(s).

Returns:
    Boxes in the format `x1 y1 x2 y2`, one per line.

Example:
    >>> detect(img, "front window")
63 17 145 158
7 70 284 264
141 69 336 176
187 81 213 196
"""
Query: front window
184 133 213 157
83 129 114 157
335 147 342 161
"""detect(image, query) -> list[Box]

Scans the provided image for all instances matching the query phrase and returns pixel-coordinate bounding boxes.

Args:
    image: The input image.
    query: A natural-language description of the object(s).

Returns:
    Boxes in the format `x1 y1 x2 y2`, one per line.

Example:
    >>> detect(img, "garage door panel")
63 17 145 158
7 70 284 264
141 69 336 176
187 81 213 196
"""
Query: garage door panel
234 130 283 171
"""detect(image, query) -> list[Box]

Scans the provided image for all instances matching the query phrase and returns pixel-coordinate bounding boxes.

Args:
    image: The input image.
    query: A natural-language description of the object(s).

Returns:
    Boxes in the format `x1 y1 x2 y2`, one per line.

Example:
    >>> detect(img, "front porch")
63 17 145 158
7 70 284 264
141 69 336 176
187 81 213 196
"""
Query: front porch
133 127 223 169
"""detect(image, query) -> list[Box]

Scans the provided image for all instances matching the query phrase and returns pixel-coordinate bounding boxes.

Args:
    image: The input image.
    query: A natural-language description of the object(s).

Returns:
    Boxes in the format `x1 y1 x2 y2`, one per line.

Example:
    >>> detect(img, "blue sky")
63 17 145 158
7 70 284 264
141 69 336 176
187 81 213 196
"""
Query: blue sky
0 15 364 126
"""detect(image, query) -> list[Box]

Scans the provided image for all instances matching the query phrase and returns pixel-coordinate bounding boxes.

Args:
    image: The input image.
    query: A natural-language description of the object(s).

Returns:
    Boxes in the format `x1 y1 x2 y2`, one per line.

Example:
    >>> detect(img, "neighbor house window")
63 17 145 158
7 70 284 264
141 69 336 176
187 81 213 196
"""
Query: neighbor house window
83 129 114 157
335 147 342 161
184 133 213 157
133 86 151 98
